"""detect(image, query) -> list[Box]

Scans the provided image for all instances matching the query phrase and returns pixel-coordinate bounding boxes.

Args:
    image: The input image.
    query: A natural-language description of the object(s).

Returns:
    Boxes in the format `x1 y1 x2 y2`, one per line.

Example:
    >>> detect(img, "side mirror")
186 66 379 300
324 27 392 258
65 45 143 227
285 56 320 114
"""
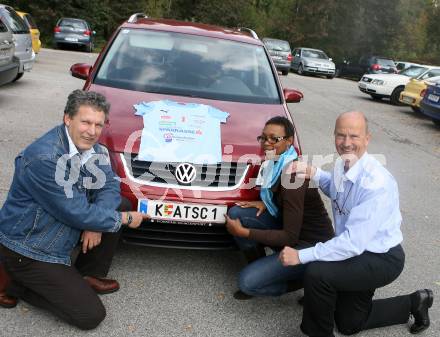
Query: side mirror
70 63 92 80
283 88 304 103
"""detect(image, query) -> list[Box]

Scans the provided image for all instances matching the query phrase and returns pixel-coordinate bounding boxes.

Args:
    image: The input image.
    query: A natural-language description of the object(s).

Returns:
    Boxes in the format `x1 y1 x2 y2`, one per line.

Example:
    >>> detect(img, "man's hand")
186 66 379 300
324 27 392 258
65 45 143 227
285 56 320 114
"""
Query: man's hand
279 246 301 266
287 159 316 180
235 200 266 216
121 211 150 228
224 214 250 238
81 231 102 254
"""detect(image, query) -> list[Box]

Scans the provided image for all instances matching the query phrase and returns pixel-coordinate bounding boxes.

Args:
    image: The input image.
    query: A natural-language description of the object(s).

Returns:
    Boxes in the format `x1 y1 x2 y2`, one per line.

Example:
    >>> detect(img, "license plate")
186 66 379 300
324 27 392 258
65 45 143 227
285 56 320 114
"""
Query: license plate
65 37 78 42
359 83 367 89
401 96 414 104
428 94 439 102
138 199 227 224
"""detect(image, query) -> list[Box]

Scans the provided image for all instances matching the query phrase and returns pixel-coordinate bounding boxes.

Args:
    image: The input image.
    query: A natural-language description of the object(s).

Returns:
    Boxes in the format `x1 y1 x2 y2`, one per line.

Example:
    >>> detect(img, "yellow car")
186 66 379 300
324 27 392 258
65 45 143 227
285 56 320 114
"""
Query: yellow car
16 11 41 53
400 75 440 112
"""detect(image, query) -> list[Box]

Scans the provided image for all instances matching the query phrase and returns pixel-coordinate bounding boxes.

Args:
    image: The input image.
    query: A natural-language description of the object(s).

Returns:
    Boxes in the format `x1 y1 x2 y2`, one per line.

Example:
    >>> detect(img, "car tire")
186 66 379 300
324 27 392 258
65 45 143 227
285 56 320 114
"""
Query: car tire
433 119 440 126
334 69 341 78
411 106 421 113
390 86 405 105
370 94 382 101
326 75 334 79
12 72 23 82
87 43 93 53
298 64 305 75
281 69 289 76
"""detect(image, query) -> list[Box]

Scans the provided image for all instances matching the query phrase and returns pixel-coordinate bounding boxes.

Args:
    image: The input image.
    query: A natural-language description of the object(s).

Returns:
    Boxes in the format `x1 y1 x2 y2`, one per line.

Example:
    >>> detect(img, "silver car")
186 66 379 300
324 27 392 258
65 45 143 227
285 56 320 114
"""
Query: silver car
0 15 19 86
291 47 335 79
53 18 95 52
0 4 35 82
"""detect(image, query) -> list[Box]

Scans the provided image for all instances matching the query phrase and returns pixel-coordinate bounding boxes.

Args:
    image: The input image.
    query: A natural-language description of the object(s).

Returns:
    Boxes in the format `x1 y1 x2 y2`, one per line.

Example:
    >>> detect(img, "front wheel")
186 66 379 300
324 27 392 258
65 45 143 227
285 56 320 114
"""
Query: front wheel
298 64 305 75
281 69 289 76
13 72 23 82
390 87 405 105
326 75 334 79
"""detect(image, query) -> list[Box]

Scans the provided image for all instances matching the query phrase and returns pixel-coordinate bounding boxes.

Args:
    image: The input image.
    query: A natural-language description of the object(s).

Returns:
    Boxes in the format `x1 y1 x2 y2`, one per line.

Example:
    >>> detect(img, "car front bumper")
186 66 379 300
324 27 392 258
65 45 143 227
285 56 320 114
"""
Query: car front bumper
358 82 392 96
303 65 335 75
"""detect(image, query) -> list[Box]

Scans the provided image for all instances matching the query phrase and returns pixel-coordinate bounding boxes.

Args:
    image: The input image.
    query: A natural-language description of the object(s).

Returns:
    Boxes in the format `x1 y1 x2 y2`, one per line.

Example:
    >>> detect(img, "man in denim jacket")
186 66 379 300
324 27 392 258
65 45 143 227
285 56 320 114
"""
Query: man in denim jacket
0 90 148 329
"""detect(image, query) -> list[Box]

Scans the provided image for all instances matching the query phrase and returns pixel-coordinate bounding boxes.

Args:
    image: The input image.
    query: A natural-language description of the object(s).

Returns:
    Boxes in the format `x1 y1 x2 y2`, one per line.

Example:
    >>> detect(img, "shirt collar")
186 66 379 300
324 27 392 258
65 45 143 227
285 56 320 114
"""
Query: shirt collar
64 126 95 165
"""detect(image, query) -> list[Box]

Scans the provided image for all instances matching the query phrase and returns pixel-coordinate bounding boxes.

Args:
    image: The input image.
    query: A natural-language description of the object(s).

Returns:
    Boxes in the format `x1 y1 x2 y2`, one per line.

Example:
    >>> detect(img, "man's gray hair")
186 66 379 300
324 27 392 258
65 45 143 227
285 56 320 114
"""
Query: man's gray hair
64 90 110 119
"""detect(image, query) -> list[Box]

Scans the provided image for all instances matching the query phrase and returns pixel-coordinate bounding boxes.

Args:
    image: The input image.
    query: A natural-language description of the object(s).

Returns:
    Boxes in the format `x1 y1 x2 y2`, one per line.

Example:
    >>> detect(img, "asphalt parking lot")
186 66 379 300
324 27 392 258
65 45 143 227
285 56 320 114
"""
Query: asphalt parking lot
0 49 439 337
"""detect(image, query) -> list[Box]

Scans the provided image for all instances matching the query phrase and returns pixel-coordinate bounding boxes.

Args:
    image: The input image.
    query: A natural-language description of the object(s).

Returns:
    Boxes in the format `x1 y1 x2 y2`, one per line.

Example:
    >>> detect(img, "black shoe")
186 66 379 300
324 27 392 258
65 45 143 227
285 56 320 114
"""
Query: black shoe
410 289 434 334
233 290 253 300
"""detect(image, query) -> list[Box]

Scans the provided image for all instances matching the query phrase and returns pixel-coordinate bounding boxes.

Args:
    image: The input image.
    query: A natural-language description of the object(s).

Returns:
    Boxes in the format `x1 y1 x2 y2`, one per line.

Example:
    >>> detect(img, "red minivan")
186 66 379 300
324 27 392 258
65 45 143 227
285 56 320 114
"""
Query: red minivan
70 14 303 249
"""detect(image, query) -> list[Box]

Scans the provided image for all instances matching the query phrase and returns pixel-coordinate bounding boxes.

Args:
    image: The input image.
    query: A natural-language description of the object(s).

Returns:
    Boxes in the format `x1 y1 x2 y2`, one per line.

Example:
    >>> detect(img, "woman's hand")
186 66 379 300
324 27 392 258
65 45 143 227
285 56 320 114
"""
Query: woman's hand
235 200 266 216
224 214 250 238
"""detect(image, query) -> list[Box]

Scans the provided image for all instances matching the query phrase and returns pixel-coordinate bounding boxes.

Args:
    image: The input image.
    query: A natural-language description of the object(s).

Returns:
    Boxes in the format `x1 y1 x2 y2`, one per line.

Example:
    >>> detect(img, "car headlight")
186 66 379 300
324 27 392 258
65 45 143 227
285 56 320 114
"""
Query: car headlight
371 79 384 85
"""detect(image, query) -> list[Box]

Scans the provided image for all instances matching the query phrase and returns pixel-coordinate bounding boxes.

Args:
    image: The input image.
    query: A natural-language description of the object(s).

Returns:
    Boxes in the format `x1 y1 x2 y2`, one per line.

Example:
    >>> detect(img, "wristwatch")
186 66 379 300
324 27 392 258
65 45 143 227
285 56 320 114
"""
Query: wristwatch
125 212 133 226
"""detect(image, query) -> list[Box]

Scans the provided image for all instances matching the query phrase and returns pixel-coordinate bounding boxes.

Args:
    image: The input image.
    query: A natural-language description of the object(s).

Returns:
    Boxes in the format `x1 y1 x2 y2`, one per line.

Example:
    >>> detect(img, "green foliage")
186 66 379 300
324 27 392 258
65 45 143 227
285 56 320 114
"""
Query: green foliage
2 0 439 64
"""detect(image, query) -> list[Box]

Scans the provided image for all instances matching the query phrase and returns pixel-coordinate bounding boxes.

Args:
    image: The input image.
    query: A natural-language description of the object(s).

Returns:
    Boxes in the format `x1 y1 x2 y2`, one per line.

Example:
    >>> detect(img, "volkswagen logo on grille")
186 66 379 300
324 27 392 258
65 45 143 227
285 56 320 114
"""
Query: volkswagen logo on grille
175 163 197 185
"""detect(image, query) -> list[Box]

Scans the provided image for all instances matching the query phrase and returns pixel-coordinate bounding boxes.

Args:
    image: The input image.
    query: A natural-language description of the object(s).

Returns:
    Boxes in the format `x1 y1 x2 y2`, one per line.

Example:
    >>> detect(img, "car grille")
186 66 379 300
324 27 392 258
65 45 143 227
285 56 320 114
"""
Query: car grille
124 154 249 188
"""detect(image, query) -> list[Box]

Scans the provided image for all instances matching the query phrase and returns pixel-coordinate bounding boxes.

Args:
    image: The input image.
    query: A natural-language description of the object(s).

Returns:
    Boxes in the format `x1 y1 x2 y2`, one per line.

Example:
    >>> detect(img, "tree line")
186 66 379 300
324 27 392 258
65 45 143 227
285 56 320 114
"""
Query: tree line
5 0 440 64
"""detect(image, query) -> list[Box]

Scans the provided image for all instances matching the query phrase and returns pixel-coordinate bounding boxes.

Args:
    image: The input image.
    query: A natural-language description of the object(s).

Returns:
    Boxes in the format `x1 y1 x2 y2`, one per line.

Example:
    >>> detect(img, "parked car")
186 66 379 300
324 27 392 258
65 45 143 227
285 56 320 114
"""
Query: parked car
0 4 35 81
420 80 440 126
399 75 440 112
70 14 304 249
291 47 335 79
0 15 19 86
17 10 41 53
395 61 420 73
53 17 95 52
262 38 292 76
336 56 397 80
358 65 440 105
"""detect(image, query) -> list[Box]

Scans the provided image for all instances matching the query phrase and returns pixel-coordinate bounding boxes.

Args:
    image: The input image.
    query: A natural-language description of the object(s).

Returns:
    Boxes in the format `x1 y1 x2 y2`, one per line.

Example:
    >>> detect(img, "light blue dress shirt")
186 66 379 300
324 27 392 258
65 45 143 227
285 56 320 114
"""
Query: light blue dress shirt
298 153 403 264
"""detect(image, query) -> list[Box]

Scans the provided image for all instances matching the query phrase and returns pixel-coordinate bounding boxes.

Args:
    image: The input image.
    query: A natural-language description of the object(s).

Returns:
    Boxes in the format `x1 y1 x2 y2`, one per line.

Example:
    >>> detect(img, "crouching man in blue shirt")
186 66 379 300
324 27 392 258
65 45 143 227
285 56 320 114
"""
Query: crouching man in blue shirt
0 90 148 329
281 111 433 336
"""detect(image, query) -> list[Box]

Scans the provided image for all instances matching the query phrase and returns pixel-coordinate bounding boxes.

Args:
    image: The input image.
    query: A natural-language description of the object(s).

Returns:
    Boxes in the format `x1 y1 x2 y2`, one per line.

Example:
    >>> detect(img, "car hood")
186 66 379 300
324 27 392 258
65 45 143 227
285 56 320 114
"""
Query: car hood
90 84 288 162
303 57 335 67
363 73 411 85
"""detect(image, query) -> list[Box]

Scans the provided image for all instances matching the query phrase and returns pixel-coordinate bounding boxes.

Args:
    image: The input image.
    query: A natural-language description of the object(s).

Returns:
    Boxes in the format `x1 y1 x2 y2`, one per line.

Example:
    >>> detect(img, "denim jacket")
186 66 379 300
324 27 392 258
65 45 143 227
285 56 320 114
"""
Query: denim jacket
0 124 122 265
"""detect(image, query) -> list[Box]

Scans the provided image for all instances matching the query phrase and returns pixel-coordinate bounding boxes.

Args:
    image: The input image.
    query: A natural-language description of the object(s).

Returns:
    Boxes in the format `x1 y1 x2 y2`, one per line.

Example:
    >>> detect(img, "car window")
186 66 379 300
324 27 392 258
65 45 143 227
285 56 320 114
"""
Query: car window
59 19 87 29
95 28 280 104
0 7 28 34
420 69 440 80
23 14 37 29
400 66 428 78
0 17 8 32
263 39 290 52
376 58 395 67
302 49 328 59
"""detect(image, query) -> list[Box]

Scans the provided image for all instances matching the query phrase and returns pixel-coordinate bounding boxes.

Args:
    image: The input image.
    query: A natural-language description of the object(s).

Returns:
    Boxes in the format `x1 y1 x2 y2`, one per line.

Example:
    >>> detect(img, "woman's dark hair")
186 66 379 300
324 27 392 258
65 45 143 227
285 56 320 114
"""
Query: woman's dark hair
265 116 295 137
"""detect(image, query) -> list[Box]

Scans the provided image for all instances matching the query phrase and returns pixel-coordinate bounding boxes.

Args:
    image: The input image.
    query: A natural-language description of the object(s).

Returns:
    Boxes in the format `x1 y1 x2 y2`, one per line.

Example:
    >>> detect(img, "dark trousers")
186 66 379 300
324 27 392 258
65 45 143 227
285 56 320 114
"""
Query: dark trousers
301 245 411 337
0 198 131 330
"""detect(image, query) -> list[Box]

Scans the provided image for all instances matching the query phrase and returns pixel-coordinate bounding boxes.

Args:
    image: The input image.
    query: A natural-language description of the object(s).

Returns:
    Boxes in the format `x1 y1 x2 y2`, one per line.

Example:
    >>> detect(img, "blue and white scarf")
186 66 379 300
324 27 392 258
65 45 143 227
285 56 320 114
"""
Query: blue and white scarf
259 145 298 217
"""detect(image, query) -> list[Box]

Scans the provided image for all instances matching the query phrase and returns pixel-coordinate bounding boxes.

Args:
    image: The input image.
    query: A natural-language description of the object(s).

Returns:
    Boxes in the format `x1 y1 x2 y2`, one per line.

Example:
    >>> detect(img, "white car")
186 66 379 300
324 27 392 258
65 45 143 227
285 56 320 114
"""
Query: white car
358 65 440 105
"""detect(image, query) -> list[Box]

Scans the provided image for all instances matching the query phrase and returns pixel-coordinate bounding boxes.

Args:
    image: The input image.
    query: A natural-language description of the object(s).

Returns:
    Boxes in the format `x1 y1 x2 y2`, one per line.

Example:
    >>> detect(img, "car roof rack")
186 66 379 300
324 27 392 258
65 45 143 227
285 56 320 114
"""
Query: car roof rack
128 13 148 23
236 27 259 40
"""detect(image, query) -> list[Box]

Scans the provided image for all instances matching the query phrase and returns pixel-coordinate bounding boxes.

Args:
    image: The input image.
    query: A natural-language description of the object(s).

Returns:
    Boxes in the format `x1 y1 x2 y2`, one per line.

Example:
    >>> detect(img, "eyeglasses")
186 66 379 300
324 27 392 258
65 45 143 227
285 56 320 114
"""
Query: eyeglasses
256 135 288 144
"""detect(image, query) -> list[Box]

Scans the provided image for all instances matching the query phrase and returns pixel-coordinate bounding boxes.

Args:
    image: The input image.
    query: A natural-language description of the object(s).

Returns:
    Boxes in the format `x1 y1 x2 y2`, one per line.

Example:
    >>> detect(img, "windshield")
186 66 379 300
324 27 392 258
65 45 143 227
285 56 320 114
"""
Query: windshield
59 19 87 29
400 66 428 78
264 39 290 52
376 58 395 67
0 7 29 34
302 49 328 59
95 29 280 104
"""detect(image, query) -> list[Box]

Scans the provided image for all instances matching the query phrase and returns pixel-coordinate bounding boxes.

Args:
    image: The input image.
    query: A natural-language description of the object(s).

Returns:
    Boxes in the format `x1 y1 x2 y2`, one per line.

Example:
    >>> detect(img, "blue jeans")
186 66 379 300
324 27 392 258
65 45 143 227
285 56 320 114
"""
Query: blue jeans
239 252 306 296
228 205 306 296
227 205 281 250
